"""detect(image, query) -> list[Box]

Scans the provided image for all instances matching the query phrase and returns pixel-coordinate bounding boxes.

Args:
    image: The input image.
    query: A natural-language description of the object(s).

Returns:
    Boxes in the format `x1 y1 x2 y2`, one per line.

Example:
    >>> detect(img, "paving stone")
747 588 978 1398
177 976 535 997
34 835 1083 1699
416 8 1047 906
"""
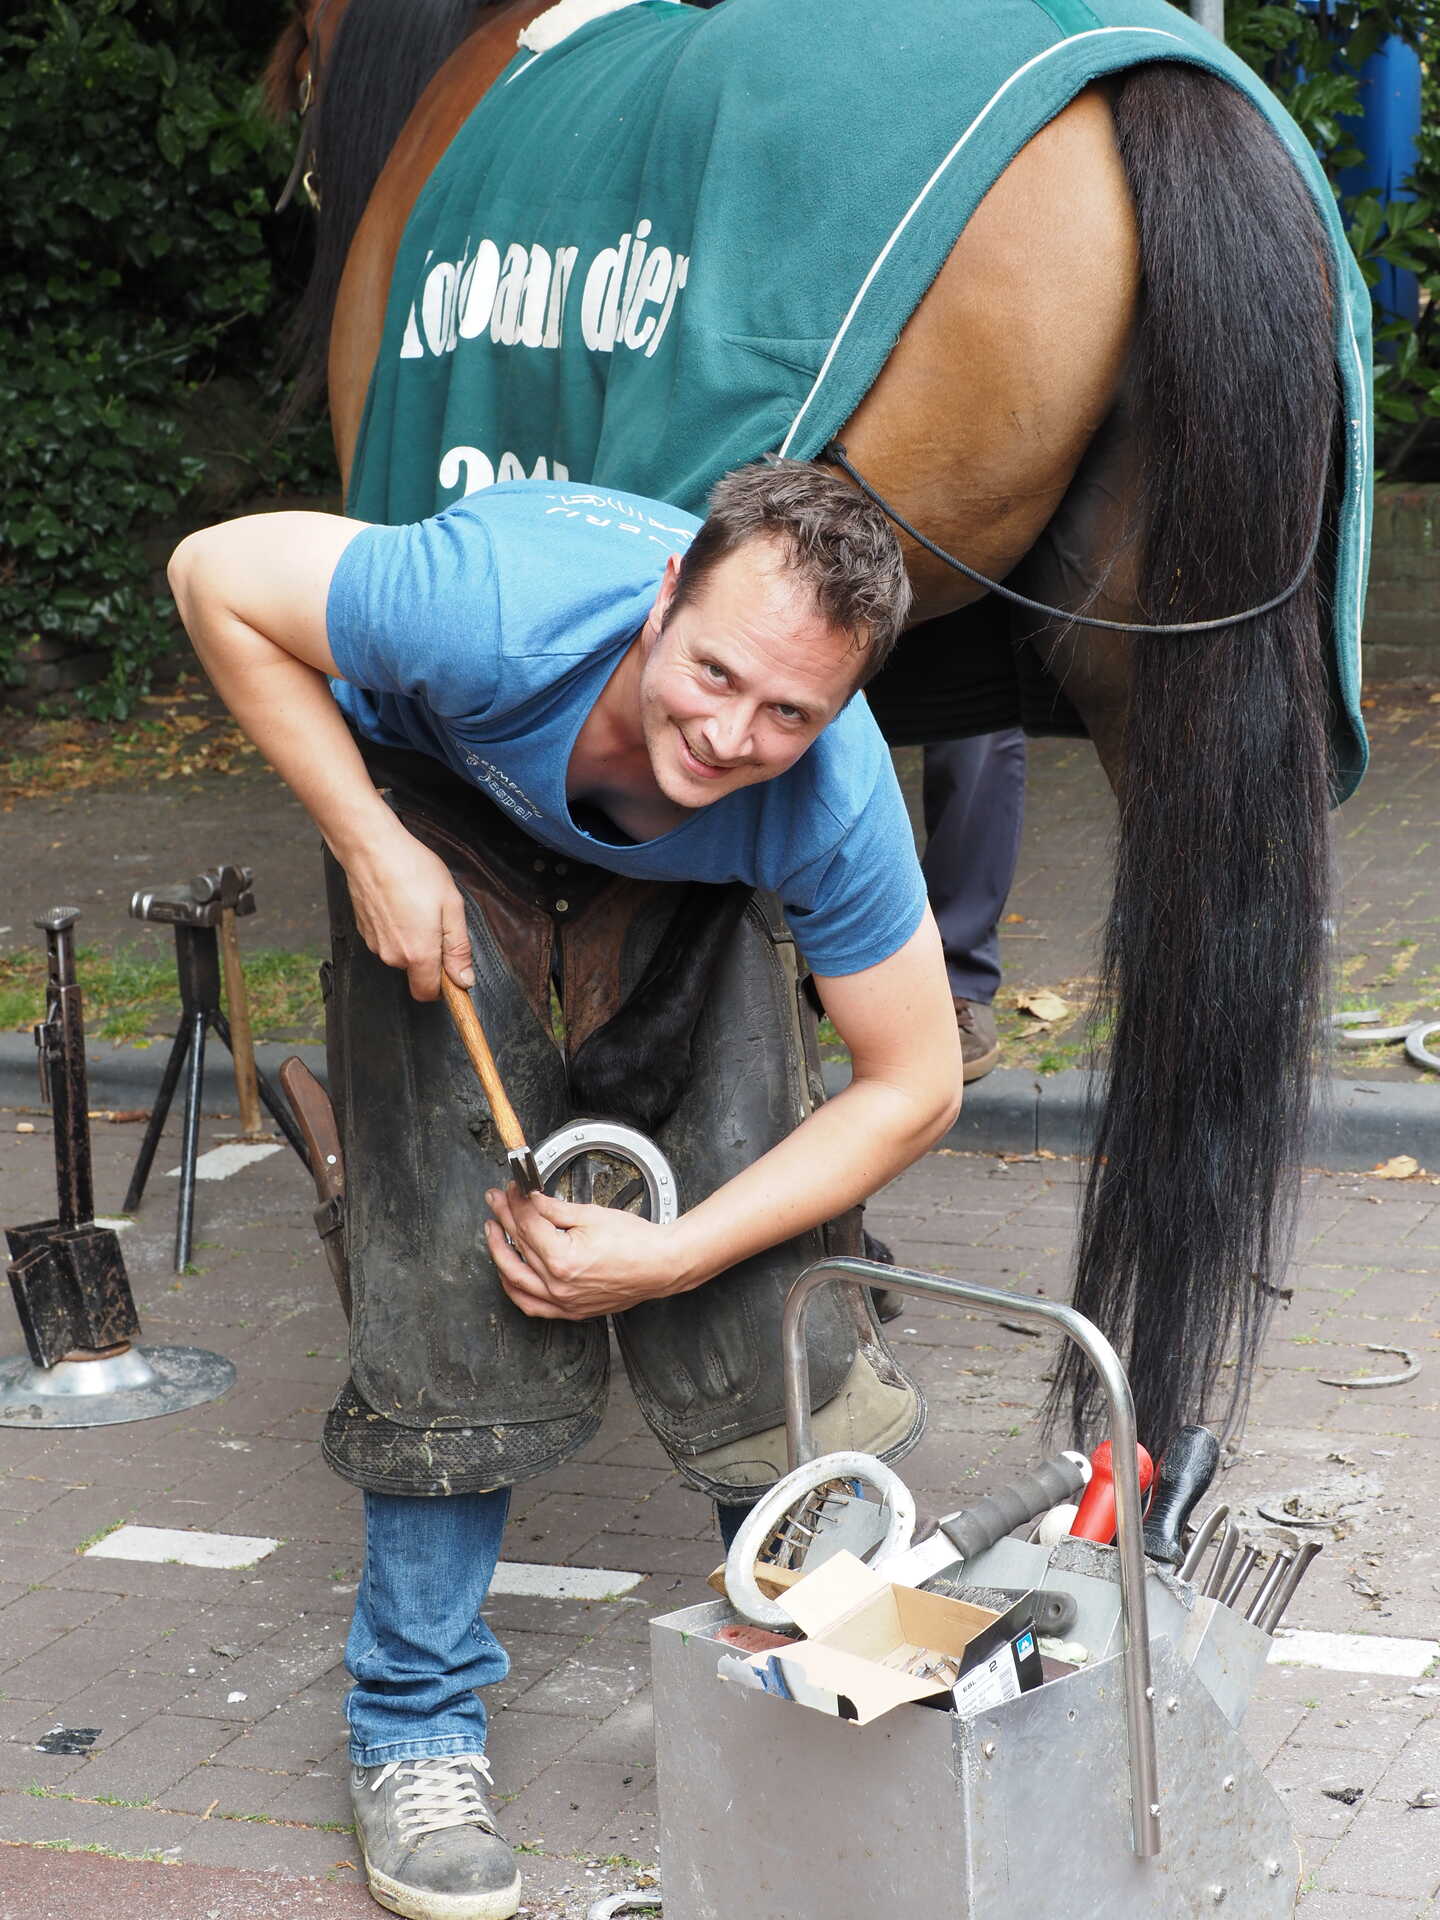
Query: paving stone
217 1696 348 1773
159 1760 294 1819
1295 1894 1428 1917
1314 1799 1440 1898
263 1765 354 1830
0 1586 123 1666
8 1674 195 1754
1263 1741 1393 1840
0 1787 109 1848
486 1706 590 1791
566 1696 656 1769
499 1757 648 1855
63 1712 235 1804
508 1657 646 1720
0 1743 91 1792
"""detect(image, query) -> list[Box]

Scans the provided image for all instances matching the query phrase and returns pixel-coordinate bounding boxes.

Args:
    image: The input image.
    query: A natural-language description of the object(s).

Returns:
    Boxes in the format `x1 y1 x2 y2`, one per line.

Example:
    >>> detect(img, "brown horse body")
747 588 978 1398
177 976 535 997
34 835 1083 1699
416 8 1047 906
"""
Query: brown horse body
265 0 1354 1450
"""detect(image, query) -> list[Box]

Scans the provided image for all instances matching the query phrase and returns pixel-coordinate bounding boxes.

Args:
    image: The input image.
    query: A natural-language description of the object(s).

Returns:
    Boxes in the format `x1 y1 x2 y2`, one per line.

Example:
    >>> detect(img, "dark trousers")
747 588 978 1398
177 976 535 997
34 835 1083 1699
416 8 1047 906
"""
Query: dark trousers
921 730 1027 1005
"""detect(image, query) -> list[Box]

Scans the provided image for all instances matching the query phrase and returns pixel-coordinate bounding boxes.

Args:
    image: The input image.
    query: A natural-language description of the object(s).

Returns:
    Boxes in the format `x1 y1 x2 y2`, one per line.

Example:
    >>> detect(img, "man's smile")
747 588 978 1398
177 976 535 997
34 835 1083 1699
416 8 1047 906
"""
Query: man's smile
676 727 738 780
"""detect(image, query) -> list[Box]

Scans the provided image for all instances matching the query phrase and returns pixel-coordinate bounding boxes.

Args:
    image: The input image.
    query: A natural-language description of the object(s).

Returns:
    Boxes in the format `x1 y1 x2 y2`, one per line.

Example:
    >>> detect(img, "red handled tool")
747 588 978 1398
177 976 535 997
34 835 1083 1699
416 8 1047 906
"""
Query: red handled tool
1069 1439 1154 1545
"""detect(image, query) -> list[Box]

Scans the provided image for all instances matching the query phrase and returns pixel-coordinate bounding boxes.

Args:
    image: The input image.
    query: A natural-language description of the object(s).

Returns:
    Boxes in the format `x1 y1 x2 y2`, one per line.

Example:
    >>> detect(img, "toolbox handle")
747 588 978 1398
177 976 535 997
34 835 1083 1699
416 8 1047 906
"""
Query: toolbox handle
781 1257 1162 1862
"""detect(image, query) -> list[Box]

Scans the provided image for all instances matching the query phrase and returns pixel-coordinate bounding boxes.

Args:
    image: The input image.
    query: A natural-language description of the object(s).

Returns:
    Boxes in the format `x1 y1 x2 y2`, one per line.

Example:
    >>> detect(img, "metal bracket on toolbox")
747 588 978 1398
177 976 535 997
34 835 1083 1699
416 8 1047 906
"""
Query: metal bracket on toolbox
780 1256 1162 1862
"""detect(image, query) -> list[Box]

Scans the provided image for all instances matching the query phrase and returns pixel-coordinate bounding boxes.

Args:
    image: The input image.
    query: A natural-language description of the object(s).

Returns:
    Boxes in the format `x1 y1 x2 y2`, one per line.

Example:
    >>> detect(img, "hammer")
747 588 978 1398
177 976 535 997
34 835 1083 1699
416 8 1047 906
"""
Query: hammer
440 975 542 1194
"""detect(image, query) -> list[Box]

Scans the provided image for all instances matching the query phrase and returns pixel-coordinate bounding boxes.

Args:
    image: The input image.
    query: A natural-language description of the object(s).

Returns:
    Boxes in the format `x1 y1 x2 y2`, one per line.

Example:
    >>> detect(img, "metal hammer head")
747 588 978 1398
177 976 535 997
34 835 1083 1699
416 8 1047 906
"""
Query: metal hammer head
130 864 256 928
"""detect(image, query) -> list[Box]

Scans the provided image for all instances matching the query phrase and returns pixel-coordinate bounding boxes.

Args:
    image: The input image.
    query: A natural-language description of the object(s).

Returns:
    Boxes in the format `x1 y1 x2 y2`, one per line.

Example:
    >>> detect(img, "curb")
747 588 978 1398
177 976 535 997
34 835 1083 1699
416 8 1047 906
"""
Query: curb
823 1062 1438 1174
1 1036 1434 1174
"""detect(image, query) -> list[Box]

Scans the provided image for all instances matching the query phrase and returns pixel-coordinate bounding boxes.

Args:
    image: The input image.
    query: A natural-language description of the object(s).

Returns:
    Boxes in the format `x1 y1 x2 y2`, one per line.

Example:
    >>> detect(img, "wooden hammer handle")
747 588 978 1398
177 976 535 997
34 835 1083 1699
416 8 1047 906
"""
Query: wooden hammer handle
440 973 528 1153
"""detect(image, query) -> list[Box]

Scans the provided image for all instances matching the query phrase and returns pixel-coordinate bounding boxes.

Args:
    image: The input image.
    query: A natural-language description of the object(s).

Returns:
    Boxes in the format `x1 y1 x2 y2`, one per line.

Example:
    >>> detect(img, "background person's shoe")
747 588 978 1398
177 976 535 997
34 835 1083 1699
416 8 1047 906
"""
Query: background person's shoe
955 998 1001 1083
351 1753 521 1920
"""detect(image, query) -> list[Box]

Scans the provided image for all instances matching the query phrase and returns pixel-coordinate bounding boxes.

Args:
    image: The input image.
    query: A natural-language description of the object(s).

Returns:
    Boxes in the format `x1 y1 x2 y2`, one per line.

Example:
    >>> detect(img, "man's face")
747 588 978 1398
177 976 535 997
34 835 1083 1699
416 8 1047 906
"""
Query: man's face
636 540 861 811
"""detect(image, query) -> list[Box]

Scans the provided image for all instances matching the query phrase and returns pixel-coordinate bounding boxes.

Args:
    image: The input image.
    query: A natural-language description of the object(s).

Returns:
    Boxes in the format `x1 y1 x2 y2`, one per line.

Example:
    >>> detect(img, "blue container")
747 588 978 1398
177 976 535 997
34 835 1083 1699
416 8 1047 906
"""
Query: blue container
1337 34 1423 326
1292 5 1423 327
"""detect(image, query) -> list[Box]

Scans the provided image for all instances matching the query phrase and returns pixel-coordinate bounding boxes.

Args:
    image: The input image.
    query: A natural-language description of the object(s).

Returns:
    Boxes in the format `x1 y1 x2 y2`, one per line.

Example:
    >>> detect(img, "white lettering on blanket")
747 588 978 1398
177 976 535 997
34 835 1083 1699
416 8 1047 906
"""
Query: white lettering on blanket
438 445 570 495
400 220 689 364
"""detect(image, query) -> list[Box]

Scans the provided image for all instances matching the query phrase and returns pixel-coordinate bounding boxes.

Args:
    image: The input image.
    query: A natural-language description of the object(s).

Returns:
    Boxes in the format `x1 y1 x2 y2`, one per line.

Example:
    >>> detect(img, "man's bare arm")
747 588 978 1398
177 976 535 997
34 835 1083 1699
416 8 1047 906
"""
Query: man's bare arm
486 909 961 1317
169 513 473 999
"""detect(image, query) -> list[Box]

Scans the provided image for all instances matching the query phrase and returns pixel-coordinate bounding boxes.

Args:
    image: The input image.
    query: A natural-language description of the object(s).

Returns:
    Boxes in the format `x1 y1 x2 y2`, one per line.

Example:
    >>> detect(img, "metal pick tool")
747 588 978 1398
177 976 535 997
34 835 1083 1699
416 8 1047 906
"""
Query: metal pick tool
1219 1543 1261 1610
1178 1503 1230 1586
1246 1550 1293 1625
1260 1539 1323 1635
1203 1521 1242 1600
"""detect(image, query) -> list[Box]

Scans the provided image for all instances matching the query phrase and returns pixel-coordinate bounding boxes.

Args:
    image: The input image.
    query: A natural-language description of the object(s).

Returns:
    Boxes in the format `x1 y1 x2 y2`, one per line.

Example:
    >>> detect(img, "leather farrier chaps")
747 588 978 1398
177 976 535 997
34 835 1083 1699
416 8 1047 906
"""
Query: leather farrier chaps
319 744 924 1499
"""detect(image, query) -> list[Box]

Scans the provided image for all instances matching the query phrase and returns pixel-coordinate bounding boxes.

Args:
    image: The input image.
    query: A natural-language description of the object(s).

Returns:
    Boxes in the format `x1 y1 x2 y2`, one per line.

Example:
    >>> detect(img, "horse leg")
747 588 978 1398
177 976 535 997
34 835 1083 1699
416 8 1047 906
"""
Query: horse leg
1003 389 1145 784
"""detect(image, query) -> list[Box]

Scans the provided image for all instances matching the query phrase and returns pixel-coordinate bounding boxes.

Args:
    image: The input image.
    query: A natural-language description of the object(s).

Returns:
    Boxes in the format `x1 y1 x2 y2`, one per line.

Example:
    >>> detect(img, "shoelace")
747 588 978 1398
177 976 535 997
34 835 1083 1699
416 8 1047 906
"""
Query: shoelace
370 1753 500 1842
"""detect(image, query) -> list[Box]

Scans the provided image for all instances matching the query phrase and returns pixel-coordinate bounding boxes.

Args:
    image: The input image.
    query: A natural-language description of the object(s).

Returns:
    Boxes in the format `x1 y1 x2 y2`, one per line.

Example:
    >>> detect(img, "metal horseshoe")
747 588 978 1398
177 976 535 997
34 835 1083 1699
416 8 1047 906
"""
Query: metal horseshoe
531 1119 680 1225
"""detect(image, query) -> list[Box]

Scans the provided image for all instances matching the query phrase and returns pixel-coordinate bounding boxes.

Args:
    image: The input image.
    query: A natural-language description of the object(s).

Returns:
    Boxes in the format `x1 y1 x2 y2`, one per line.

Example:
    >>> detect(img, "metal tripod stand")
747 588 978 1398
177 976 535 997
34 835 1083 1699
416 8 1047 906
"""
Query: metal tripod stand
1 908 235 1426
122 865 309 1269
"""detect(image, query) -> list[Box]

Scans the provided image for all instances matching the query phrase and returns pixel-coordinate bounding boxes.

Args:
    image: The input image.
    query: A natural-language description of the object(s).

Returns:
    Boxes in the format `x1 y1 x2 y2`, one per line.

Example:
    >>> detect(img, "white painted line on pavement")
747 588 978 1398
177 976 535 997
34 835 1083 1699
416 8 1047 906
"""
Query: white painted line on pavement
490 1562 645 1600
1269 1628 1440 1677
165 1142 282 1182
84 1524 280 1569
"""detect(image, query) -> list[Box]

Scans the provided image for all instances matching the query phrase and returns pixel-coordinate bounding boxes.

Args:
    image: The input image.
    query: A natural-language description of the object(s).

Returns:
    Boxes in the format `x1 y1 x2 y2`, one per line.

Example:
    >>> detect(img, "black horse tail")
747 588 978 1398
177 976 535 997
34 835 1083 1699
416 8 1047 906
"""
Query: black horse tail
1046 63 1340 1452
268 0 491 411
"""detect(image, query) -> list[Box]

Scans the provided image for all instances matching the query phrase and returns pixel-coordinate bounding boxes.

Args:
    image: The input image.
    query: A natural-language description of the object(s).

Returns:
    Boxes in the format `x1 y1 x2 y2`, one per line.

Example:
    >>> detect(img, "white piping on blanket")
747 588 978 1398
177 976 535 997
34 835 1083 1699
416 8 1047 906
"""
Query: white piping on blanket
518 0 676 58
776 22 1366 694
777 27 1188 458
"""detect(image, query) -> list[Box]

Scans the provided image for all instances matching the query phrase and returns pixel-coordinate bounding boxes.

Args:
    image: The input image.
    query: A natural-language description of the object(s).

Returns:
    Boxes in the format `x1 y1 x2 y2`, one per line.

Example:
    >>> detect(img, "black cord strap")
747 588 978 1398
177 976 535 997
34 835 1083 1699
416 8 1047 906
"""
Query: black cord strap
824 442 1322 636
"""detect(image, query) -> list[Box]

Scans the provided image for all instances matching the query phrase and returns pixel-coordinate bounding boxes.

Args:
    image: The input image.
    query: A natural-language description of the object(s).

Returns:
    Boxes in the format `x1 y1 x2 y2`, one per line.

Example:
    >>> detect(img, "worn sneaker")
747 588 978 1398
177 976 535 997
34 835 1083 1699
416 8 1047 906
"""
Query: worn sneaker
350 1752 521 1920
955 998 1001 1083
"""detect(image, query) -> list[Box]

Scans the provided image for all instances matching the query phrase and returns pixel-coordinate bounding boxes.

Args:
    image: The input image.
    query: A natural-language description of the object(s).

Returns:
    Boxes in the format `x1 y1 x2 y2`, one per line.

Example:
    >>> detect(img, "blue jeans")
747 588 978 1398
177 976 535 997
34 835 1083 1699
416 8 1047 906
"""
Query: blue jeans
346 1488 754 1765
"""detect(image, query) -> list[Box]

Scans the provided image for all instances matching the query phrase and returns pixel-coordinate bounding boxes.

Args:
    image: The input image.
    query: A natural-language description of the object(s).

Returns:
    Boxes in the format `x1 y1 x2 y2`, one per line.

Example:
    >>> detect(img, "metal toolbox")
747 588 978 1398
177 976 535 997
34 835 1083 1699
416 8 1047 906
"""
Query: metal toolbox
650 1258 1299 1918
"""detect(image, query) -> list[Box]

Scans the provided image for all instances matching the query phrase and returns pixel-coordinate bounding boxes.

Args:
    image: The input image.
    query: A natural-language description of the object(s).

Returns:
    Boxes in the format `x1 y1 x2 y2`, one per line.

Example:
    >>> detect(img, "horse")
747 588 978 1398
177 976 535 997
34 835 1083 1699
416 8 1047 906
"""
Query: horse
261 0 1370 1454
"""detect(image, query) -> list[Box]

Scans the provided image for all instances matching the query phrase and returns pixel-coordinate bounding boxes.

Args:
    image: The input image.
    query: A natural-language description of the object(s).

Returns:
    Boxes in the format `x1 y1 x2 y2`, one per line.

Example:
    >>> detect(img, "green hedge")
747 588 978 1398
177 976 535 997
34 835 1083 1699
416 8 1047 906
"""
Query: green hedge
0 0 332 718
1 1 1436 716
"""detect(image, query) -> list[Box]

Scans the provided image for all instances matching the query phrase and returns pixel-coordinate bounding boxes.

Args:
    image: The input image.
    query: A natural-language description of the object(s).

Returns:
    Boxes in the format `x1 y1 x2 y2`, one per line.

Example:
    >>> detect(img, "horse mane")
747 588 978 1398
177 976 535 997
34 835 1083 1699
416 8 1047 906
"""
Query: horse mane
1045 61 1338 1451
275 0 500 411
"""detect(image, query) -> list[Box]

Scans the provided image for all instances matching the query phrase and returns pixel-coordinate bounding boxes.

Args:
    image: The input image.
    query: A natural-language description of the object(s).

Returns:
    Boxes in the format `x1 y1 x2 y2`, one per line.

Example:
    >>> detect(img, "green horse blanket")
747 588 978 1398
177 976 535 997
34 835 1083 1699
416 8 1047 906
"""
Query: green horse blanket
348 0 1373 793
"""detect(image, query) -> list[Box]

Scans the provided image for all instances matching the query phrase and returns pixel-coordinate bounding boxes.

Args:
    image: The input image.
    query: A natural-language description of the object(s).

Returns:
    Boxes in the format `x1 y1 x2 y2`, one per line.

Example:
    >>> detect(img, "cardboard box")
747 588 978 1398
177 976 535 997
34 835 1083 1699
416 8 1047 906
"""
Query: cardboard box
718 1550 1040 1726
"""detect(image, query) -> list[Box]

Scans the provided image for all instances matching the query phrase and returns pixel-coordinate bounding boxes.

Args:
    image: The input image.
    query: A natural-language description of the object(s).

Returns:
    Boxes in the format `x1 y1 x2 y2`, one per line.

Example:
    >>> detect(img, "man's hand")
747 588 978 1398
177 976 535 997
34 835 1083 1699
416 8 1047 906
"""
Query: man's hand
484 1185 686 1319
346 818 475 1000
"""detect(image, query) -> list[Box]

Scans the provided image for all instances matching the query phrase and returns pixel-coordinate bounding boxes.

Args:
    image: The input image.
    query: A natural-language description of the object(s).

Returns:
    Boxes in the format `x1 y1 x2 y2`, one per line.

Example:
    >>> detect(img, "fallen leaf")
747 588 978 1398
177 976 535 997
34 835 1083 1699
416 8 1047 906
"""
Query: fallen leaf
1373 1155 1422 1180
1004 913 1026 924
1017 988 1070 1023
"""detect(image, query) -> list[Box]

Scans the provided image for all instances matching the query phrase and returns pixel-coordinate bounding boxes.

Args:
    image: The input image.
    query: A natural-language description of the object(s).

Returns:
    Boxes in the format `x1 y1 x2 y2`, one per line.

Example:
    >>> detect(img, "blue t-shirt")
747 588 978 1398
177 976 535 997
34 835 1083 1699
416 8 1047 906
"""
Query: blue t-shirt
327 480 925 977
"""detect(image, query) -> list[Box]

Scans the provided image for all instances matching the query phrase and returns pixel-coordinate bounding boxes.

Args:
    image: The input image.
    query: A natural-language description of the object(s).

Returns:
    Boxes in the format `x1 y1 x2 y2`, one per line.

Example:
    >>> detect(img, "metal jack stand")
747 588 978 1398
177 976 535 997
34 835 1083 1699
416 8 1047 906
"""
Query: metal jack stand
1 909 234 1428
122 865 309 1270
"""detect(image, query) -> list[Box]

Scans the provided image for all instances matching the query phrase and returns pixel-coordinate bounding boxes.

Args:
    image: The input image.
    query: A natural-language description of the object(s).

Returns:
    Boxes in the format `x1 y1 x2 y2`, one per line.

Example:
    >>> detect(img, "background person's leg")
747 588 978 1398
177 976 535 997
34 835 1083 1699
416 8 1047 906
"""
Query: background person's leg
921 728 1027 1083
346 1487 512 1766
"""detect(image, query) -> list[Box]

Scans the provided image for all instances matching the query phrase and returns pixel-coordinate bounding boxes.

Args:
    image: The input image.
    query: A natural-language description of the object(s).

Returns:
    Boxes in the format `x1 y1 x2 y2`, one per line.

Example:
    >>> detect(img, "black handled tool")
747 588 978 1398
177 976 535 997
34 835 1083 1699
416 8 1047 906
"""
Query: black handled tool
1143 1425 1220 1565
881 1453 1089 1586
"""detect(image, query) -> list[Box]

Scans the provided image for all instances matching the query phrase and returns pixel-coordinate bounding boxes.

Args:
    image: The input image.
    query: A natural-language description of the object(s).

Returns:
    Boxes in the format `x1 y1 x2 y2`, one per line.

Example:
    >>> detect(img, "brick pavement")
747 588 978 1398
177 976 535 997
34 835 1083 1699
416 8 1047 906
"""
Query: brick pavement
1 1113 1438 1917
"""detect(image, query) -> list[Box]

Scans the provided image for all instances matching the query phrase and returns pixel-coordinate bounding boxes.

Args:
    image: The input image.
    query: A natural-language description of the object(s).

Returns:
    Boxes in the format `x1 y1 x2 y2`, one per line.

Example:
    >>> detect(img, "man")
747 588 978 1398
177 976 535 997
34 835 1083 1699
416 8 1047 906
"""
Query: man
170 459 961 1920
